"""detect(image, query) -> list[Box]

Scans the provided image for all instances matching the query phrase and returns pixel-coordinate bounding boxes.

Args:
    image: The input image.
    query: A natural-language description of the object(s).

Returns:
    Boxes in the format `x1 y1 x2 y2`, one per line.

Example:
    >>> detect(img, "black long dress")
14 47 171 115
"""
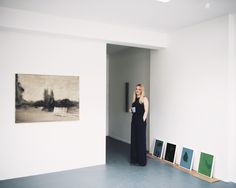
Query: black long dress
130 97 147 166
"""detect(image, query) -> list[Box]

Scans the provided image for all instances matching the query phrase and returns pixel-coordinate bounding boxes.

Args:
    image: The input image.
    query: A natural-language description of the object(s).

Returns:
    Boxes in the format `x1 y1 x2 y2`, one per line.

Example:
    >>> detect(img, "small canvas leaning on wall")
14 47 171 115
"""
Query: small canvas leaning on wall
198 152 214 178
153 139 164 158
180 147 194 170
15 73 80 123
125 82 129 112
164 143 177 163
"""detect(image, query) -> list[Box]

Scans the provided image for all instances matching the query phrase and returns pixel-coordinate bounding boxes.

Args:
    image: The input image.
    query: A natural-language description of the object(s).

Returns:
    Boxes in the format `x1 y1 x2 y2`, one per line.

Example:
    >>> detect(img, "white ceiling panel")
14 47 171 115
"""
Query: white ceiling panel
0 0 236 32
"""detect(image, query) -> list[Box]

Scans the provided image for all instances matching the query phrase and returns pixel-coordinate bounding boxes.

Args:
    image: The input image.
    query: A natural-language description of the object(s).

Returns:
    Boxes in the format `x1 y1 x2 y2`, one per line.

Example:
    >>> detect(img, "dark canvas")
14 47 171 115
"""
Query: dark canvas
164 143 176 163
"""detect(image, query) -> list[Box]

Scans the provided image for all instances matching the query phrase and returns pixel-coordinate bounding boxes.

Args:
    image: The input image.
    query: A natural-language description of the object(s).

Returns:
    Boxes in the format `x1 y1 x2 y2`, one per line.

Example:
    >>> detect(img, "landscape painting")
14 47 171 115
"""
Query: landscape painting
180 147 194 170
198 152 214 178
164 143 176 163
153 139 164 158
15 74 79 123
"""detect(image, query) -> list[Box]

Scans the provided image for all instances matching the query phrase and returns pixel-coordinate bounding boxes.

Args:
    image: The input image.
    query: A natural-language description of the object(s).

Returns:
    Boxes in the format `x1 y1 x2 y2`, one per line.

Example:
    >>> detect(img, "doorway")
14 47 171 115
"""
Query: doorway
106 44 151 154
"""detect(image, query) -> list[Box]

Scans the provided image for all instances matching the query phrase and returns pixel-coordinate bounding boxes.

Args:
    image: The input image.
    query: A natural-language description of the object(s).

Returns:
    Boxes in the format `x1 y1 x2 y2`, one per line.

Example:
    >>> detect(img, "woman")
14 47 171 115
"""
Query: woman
130 83 149 166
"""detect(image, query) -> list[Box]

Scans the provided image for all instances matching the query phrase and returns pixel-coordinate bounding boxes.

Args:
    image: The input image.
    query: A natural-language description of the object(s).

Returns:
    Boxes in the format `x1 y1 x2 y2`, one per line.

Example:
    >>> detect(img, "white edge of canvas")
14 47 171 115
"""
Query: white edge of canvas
161 141 166 160
190 150 194 171
210 155 215 178
160 141 164 159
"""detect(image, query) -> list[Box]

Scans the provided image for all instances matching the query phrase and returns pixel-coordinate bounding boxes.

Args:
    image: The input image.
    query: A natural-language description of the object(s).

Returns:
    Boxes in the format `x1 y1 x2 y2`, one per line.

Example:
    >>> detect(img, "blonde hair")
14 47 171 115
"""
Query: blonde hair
132 83 145 104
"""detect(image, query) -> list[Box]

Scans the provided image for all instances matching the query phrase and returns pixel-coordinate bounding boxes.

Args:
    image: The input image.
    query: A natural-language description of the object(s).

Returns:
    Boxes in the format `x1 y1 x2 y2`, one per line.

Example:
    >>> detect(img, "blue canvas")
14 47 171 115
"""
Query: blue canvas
180 147 194 170
153 139 164 158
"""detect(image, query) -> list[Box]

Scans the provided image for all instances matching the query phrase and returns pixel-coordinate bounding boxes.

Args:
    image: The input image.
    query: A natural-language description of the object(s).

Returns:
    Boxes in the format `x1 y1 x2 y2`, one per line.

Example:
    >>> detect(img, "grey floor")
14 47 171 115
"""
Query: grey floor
0 137 235 188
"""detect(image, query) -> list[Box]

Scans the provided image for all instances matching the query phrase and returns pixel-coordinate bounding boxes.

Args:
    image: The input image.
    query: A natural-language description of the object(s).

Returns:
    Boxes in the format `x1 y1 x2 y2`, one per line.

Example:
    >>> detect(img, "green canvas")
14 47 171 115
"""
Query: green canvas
198 152 214 177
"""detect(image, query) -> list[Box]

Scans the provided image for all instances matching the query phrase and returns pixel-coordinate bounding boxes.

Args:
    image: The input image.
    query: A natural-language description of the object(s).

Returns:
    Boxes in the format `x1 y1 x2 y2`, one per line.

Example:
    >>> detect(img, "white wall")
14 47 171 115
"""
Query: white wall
150 15 235 182
228 14 236 183
0 7 168 49
108 47 150 144
0 28 106 180
0 6 168 181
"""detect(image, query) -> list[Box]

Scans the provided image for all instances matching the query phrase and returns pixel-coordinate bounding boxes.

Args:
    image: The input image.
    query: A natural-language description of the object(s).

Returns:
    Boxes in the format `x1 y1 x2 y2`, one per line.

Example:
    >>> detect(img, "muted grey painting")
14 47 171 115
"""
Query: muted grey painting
15 74 79 123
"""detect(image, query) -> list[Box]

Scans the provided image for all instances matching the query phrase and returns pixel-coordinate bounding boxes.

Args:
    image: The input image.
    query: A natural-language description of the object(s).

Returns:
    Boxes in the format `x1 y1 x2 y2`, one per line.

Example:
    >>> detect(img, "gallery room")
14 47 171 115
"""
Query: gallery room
0 0 236 187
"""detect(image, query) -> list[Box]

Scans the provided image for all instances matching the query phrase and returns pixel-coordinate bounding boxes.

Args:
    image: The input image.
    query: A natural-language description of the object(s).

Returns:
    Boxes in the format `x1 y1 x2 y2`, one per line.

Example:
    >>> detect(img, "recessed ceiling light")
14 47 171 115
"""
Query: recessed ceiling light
205 2 210 9
156 0 171 3
205 0 211 9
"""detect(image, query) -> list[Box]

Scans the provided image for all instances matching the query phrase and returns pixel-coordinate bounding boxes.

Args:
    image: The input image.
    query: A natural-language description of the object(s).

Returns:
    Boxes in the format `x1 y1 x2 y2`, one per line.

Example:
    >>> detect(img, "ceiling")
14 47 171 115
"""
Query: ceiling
0 0 236 32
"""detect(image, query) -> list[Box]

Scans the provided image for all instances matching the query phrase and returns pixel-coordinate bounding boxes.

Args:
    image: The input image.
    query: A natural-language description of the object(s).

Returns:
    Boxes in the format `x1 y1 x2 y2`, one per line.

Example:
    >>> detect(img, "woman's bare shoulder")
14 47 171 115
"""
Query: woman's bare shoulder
143 96 149 102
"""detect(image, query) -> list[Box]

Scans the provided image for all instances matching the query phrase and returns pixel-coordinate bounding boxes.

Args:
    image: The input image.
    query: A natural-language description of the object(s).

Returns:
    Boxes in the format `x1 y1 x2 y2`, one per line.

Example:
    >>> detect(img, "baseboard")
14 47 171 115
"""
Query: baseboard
147 153 220 183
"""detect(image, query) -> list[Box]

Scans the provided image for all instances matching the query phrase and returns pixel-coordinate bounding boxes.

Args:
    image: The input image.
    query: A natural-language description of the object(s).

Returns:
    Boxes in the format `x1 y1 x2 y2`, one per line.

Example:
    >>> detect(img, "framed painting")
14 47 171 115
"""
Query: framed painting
153 139 164 159
125 82 129 112
15 73 79 123
180 147 194 170
198 152 214 178
164 143 177 163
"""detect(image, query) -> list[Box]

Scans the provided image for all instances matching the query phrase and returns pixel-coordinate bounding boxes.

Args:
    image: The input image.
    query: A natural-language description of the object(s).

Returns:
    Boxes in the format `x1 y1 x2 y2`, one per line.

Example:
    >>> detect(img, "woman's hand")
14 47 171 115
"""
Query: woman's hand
143 116 146 122
129 108 132 113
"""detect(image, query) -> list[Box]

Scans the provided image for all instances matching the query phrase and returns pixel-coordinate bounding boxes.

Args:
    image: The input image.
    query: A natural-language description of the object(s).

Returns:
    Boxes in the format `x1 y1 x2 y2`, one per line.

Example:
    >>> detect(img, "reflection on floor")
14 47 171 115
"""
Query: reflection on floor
0 137 235 188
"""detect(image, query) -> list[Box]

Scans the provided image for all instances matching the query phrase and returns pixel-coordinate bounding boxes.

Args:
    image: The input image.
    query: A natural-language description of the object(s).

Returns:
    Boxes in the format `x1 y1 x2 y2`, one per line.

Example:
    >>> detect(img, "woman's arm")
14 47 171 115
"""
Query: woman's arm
143 97 149 121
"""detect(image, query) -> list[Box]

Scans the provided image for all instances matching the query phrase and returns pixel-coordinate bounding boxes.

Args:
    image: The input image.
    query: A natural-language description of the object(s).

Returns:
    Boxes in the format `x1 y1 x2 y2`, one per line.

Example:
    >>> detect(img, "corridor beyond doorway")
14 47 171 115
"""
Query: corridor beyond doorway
107 44 150 150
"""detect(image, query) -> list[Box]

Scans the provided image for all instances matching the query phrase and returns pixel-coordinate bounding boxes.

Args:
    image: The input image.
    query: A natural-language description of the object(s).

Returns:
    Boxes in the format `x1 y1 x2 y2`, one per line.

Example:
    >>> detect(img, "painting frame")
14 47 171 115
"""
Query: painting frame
125 82 129 112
